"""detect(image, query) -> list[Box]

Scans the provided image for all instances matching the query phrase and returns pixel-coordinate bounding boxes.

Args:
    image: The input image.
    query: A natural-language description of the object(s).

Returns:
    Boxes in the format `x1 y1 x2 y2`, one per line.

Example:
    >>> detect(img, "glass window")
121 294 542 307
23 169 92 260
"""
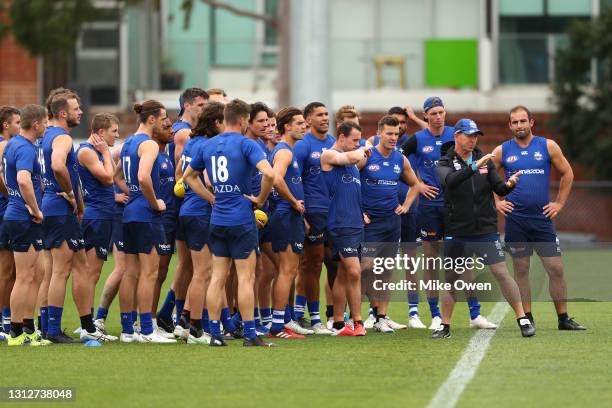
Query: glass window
548 0 591 16
500 0 544 16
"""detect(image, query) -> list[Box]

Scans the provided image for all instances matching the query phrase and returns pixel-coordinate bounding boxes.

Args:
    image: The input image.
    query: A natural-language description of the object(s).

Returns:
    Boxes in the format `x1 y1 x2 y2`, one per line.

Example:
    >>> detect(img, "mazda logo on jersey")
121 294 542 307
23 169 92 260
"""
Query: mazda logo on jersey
367 164 380 171
422 146 434 153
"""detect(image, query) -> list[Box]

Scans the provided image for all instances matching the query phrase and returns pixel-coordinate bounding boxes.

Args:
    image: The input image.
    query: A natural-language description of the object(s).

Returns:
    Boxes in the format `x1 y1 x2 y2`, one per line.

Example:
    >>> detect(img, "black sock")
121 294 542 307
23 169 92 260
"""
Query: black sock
179 309 191 328
441 323 450 330
189 319 202 337
23 318 35 333
10 322 23 336
325 305 333 318
37 316 41 331
376 314 385 323
332 321 345 330
558 312 569 322
355 320 363 326
525 312 534 321
80 314 96 333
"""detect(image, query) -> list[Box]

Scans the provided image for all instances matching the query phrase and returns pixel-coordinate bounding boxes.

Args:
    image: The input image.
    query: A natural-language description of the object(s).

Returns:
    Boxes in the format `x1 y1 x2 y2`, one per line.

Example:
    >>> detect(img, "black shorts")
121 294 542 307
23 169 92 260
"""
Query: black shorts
82 219 113 260
3 220 44 252
123 222 166 255
443 233 505 266
43 215 85 251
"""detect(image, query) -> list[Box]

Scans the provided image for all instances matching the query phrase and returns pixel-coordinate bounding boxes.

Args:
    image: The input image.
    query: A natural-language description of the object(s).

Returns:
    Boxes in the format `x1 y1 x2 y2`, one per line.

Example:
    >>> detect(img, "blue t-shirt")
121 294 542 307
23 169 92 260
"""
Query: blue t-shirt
189 132 266 227
76 143 114 220
121 133 162 223
411 126 455 207
179 136 212 217
360 148 404 217
251 138 271 197
293 132 335 213
324 161 363 230
157 150 176 223
169 120 192 168
41 126 81 216
270 142 303 214
0 136 8 217
502 136 551 220
2 135 43 221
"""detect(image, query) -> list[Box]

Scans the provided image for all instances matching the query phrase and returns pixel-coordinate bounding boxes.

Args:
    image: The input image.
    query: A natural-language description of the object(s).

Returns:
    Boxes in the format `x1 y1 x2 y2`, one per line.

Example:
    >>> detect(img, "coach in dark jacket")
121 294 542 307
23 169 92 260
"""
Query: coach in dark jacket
430 118 534 340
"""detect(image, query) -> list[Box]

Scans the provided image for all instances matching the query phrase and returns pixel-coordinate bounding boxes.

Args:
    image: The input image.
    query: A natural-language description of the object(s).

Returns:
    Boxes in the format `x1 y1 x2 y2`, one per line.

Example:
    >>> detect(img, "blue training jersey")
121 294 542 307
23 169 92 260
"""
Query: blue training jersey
324 159 363 230
189 132 266 227
2 135 43 221
410 126 454 206
157 150 176 223
0 136 8 217
360 148 404 217
293 132 335 213
502 136 551 220
121 133 161 223
169 120 192 168
179 136 212 217
251 138 270 197
76 143 114 220
270 142 303 214
41 126 81 216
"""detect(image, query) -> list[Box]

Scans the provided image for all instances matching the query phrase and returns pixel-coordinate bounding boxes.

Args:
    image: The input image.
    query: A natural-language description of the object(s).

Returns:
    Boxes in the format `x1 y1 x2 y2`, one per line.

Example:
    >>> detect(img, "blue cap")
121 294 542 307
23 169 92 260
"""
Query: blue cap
454 118 483 135
178 93 185 117
423 96 444 112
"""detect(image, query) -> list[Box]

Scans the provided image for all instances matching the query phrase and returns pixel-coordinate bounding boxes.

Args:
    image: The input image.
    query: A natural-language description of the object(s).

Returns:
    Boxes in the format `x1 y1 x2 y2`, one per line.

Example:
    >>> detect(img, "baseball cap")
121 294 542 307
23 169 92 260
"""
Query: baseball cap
178 93 185 117
454 118 483 136
423 96 444 112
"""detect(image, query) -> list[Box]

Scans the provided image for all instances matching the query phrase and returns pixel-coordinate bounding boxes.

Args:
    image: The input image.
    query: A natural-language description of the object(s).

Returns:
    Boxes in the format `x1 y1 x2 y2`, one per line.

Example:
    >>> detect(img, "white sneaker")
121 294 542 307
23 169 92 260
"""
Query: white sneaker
0 331 8 341
429 316 442 330
470 315 498 329
187 332 211 345
383 316 407 330
120 332 139 343
373 320 395 333
137 331 177 344
155 326 175 339
173 325 189 339
311 322 332 335
285 320 314 335
133 322 141 334
408 315 427 329
326 318 334 331
80 328 117 342
364 315 376 329
73 327 82 334
93 318 106 333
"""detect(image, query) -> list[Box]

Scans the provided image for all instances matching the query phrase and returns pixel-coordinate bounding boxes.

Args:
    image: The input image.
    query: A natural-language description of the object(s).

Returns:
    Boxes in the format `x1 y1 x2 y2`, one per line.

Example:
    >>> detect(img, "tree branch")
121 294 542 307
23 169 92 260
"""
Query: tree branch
199 0 277 29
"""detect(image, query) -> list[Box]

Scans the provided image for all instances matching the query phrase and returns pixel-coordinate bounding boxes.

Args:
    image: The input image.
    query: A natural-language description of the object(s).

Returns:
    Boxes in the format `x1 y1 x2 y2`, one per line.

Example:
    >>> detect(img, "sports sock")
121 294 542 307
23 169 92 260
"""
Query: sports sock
427 297 441 318
47 306 63 337
260 308 272 325
325 304 333 319
131 310 138 324
294 295 307 320
9 321 23 337
96 306 109 321
376 314 385 323
210 320 222 338
307 301 321 325
271 309 285 333
140 312 153 335
284 304 293 323
189 319 202 337
202 309 210 333
80 314 96 333
230 311 242 328
254 308 261 326
120 312 134 334
40 306 48 336
179 309 191 328
23 318 35 333
2 307 11 333
174 298 185 325
158 289 176 320
243 319 256 339
467 297 481 320
558 312 569 322
220 307 236 332
332 320 345 330
408 292 419 316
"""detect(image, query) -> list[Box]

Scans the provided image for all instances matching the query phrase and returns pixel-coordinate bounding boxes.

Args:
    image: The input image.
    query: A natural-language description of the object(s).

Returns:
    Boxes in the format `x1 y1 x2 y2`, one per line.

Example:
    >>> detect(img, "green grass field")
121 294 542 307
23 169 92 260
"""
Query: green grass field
2 250 610 408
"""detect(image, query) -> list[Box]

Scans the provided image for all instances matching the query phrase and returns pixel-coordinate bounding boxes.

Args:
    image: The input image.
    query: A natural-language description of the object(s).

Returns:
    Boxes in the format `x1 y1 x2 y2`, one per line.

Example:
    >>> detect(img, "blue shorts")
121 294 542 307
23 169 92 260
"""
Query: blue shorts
0 219 10 250
270 210 305 254
123 222 165 255
444 233 505 266
82 219 113 260
329 227 363 261
401 211 419 243
160 220 176 255
43 215 85 251
363 214 400 258
209 223 258 259
504 215 561 257
180 215 210 251
2 220 43 252
305 212 328 245
111 215 124 252
258 216 274 244
417 204 445 241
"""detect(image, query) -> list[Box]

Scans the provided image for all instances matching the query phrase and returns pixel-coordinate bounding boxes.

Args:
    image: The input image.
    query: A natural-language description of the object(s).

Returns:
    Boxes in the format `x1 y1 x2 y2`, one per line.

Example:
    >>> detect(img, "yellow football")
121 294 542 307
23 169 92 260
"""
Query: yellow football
254 209 268 226
174 178 185 198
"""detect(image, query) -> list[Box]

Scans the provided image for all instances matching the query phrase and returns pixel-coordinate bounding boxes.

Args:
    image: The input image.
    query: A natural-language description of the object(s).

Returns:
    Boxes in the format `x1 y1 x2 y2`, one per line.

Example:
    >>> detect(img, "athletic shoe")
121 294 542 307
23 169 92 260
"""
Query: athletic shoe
364 314 376 329
326 318 334 331
0 331 8 341
137 331 177 344
297 317 311 329
152 320 175 339
80 329 118 342
209 336 227 347
133 322 141 334
72 327 82 335
243 336 275 347
187 332 211 345
408 315 427 329
156 314 175 334
285 320 314 335
331 324 355 337
255 324 270 336
558 318 586 331
173 325 189 340
383 316 407 330
429 316 442 330
470 315 498 329
224 327 244 339
25 330 51 346
353 322 367 336
120 332 139 343
8 332 30 346
47 330 79 344
432 325 451 339
311 322 332 335
93 318 106 333
373 320 394 333
268 328 304 339
518 318 535 337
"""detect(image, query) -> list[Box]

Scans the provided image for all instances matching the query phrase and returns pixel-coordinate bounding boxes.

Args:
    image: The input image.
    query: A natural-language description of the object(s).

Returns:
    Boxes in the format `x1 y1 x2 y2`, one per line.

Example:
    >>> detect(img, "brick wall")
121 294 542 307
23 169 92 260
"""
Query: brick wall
0 19 39 107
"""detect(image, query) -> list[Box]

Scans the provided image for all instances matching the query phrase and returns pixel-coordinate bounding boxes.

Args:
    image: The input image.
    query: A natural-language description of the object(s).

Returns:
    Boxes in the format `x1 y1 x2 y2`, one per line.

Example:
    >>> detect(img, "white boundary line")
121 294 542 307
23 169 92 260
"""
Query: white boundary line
426 302 510 408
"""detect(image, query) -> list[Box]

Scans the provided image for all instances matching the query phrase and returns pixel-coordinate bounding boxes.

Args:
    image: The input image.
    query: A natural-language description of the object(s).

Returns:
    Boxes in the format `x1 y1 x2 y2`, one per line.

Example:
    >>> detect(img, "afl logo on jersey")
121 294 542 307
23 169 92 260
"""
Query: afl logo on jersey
506 155 518 163
423 146 434 153
533 151 543 161
310 152 321 159
367 164 380 171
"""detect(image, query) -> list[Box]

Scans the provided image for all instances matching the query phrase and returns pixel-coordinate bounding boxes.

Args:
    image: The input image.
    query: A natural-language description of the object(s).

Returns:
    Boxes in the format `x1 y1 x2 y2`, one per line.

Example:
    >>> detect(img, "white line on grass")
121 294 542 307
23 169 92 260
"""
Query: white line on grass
426 302 510 408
